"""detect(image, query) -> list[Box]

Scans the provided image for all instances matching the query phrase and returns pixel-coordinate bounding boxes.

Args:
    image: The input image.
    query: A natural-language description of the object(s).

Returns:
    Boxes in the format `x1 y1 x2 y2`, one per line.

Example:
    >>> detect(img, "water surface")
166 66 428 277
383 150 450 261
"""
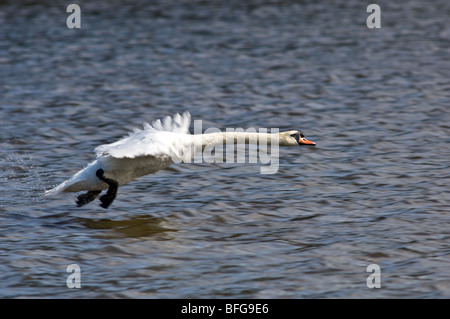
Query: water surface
0 0 449 298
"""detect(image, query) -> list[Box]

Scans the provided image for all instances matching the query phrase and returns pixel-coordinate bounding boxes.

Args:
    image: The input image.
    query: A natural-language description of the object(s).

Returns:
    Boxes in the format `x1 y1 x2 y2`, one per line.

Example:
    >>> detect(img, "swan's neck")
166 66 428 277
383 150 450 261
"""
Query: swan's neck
185 130 289 175
193 131 281 149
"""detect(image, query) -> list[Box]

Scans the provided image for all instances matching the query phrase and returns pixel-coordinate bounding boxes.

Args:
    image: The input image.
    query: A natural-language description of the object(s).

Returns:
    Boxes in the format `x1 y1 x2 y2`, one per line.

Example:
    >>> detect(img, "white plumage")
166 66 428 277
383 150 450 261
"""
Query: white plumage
45 112 192 196
94 112 191 159
45 111 315 208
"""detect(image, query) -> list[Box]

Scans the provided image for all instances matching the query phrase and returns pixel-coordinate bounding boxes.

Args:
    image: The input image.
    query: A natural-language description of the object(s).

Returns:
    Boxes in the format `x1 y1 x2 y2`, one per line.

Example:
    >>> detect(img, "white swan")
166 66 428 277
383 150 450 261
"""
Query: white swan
45 112 316 208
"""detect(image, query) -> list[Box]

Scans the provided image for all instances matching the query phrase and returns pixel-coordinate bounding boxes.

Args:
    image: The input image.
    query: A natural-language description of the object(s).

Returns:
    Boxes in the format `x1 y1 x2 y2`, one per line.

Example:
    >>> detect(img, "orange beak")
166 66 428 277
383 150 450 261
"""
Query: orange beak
298 137 316 146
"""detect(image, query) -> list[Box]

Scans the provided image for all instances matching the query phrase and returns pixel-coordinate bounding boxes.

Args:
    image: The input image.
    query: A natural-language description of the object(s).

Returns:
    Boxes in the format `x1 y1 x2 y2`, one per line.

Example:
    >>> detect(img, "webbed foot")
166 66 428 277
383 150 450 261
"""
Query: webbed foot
96 169 118 209
76 190 101 207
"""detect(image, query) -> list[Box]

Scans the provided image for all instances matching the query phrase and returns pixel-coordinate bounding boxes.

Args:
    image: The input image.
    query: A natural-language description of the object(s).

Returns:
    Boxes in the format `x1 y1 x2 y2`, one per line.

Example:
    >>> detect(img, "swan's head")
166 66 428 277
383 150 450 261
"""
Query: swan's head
279 130 316 147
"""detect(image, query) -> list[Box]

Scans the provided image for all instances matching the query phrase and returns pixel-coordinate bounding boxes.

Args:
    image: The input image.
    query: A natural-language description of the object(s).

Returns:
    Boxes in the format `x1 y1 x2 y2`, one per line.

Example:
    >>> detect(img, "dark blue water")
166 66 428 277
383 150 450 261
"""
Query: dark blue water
1 0 449 298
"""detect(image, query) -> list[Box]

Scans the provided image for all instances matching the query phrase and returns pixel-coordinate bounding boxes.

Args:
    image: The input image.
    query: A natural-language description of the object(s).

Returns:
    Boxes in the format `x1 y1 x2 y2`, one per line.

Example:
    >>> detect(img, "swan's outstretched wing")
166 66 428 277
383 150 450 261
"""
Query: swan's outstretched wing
94 112 191 159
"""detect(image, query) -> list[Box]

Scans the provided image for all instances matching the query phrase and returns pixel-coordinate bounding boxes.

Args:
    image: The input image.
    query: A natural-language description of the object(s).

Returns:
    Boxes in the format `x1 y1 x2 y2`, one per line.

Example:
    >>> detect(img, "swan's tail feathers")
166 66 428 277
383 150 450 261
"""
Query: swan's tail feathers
44 161 103 195
44 176 82 195
44 181 68 196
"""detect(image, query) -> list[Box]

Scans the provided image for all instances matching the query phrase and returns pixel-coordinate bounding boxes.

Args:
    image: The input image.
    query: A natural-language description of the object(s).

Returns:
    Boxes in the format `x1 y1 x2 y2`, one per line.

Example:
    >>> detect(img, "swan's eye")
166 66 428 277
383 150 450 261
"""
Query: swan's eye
290 133 300 140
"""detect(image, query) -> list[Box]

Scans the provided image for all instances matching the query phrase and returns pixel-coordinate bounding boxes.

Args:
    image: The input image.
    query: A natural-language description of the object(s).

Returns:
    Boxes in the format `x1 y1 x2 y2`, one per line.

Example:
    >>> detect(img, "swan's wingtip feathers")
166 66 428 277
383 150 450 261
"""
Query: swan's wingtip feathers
123 111 191 135
93 111 192 158
147 111 191 134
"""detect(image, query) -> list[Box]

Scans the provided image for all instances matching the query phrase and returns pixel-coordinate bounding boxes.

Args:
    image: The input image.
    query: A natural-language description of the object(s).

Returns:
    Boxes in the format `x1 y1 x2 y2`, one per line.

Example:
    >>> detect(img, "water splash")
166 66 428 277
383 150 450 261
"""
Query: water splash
0 152 51 211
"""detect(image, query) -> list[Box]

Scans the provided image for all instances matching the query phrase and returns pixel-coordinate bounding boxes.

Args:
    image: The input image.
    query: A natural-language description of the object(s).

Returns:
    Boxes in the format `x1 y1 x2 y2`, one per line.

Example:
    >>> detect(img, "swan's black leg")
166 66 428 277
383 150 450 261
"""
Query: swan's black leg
76 190 101 207
96 169 118 209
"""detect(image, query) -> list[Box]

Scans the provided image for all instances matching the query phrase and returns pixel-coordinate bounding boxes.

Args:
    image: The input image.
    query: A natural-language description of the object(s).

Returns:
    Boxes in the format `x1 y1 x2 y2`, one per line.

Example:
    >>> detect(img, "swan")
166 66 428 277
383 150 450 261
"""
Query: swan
45 112 316 208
